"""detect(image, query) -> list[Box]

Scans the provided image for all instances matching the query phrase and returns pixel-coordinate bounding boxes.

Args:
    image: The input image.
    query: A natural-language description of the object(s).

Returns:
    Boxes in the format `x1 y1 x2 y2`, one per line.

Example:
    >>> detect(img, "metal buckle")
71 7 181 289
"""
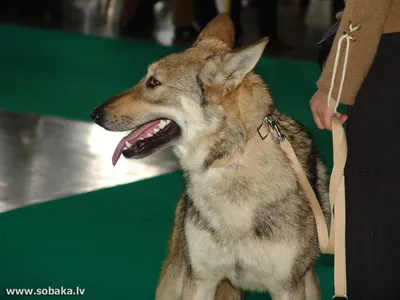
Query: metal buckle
263 114 285 143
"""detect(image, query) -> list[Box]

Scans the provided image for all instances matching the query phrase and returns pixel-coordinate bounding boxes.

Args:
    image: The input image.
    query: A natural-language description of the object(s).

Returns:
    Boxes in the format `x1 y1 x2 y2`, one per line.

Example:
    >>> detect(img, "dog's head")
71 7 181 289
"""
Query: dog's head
90 14 268 166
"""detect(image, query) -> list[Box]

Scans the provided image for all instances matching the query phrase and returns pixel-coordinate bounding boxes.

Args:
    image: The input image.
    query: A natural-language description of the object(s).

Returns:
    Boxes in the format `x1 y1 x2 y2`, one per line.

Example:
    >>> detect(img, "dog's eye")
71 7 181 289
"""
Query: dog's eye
146 76 161 88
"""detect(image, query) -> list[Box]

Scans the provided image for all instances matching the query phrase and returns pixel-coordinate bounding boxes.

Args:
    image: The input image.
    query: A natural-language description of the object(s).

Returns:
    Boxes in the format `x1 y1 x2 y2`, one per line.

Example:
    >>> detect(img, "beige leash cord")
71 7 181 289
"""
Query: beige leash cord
211 114 348 299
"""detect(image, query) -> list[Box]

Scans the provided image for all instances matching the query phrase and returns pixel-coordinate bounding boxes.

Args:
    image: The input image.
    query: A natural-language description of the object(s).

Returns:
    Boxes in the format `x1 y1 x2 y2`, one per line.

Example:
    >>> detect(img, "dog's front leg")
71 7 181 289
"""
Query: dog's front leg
270 278 306 300
270 267 320 300
155 197 185 300
305 268 321 300
182 271 218 300
155 196 243 300
155 250 185 300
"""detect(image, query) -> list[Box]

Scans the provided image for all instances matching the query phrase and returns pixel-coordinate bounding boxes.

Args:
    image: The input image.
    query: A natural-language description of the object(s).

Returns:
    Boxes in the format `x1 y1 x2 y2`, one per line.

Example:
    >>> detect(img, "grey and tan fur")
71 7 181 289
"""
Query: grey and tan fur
91 14 330 300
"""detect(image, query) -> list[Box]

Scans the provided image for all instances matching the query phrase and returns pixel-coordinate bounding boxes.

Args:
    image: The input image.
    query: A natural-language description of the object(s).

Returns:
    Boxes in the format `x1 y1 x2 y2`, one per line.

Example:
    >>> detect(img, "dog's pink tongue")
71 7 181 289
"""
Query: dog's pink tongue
112 120 161 166
112 137 132 166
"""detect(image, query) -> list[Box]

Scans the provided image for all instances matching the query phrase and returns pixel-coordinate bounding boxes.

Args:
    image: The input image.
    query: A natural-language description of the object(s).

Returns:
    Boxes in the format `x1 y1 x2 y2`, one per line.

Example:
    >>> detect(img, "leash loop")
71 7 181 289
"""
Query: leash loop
327 22 360 113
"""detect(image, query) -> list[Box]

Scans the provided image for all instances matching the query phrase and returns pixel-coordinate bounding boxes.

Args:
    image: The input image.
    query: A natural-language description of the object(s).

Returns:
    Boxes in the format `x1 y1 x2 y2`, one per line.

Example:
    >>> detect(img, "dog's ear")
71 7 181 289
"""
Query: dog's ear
199 38 269 89
222 38 269 81
193 13 235 49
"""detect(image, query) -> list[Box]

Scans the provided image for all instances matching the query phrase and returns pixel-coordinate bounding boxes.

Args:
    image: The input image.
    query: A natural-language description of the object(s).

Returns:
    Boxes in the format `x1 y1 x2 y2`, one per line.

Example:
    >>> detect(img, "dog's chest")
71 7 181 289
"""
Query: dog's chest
186 169 264 232
185 221 297 291
184 170 298 290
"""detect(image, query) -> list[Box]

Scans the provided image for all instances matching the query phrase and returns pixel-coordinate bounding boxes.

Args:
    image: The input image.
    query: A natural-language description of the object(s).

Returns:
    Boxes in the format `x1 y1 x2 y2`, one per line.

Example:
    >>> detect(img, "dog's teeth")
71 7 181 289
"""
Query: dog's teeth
153 128 160 134
147 133 153 138
125 141 132 148
158 119 171 130
139 137 144 141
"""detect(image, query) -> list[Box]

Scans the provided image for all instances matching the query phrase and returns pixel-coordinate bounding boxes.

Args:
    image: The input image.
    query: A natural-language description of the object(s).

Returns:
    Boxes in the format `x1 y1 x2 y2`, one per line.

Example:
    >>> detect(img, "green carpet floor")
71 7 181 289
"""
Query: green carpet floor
0 24 334 299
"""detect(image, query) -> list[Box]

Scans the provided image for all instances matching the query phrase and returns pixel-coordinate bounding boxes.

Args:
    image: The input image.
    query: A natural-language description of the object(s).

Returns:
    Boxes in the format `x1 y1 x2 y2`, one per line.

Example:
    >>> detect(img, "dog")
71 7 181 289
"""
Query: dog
91 13 330 300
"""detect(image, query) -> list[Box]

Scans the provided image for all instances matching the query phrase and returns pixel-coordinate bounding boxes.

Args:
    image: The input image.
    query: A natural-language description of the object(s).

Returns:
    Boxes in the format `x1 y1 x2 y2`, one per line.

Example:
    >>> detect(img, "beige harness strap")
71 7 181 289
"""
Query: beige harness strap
210 114 348 299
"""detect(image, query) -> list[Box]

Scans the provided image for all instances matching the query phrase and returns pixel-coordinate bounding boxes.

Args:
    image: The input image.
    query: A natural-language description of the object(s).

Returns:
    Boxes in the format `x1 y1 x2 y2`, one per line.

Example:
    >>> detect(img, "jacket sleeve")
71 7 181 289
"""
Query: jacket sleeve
317 0 394 105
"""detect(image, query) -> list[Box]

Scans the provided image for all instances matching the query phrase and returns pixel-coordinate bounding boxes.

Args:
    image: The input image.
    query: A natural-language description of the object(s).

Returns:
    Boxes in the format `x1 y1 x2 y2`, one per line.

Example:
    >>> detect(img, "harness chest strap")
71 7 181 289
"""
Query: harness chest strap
211 115 347 299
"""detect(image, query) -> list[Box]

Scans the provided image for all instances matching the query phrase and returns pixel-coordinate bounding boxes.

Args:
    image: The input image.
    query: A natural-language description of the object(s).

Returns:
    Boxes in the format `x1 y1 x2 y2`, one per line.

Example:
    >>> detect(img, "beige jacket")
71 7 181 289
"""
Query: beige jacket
317 0 400 105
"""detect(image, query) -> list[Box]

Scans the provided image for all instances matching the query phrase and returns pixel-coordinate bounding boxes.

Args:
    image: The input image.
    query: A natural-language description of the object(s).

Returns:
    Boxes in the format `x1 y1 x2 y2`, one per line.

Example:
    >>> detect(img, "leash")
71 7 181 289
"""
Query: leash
210 114 348 299
322 21 360 299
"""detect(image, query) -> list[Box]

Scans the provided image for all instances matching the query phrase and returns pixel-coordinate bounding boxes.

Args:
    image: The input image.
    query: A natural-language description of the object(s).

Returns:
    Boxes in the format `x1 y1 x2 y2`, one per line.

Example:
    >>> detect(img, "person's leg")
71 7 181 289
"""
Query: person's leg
299 0 309 10
332 0 345 23
298 0 309 18
255 0 293 51
119 0 154 38
172 0 195 29
192 0 218 30
256 0 278 41
133 0 155 34
118 0 140 26
230 0 242 47
345 32 400 299
172 0 199 45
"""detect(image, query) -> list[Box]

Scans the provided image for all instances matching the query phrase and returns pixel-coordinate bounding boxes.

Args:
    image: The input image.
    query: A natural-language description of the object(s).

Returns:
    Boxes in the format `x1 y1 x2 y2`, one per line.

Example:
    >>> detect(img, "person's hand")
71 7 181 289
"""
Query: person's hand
310 89 348 131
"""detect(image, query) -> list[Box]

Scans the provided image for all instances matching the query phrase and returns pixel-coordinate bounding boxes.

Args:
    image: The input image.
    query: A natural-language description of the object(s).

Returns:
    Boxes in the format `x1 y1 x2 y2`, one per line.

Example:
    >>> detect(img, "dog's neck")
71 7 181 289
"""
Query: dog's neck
176 74 274 172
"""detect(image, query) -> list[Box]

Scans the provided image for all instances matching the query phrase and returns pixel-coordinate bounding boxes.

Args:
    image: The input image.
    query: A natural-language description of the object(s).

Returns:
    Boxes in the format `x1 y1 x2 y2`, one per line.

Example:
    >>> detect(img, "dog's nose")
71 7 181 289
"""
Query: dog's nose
90 107 105 124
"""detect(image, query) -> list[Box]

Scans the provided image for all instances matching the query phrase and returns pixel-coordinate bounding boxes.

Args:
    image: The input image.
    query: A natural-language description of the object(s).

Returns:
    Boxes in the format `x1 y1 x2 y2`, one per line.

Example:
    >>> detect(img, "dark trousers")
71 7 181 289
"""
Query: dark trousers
1 0 63 20
230 0 279 42
332 0 345 23
193 0 279 44
192 0 218 30
345 32 400 299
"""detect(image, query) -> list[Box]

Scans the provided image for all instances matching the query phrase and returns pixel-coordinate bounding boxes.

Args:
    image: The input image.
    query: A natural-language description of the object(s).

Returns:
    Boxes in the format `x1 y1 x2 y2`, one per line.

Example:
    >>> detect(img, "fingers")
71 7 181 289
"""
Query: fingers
318 106 333 131
312 105 349 131
314 112 348 131
339 114 348 124
310 100 325 129
334 112 349 125
309 90 348 131
312 110 325 129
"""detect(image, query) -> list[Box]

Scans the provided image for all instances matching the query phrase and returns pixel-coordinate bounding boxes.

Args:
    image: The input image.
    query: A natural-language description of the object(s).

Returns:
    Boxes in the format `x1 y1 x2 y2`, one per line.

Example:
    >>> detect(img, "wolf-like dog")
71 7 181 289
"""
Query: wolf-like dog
91 14 330 300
